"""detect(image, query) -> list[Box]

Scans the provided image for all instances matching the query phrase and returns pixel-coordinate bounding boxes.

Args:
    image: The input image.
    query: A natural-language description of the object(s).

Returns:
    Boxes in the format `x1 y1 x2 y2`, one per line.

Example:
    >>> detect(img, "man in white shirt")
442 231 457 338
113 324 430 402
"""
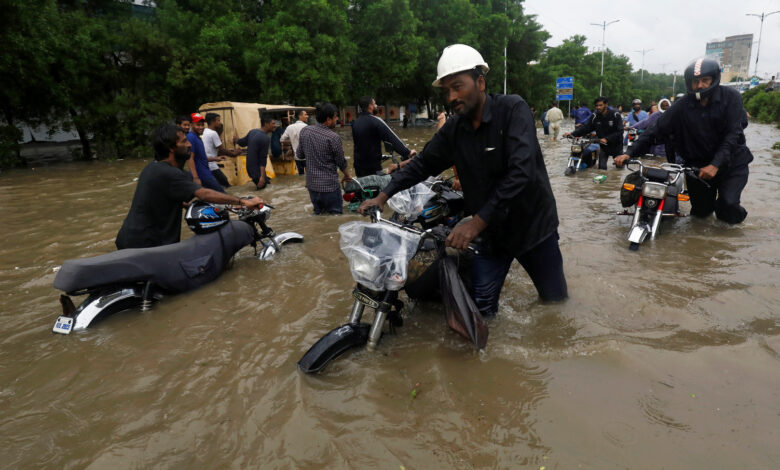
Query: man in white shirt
545 102 564 142
202 112 240 188
280 109 309 174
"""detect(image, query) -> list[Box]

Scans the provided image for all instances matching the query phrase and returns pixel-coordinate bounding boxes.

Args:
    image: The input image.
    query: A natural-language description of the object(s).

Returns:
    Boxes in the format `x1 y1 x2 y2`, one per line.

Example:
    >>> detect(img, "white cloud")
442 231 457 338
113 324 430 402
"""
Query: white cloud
523 0 780 78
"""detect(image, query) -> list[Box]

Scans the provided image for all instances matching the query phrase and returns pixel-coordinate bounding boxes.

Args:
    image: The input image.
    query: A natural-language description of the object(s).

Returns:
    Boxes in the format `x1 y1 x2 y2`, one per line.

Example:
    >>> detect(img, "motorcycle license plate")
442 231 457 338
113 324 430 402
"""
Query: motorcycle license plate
353 289 380 309
53 316 74 335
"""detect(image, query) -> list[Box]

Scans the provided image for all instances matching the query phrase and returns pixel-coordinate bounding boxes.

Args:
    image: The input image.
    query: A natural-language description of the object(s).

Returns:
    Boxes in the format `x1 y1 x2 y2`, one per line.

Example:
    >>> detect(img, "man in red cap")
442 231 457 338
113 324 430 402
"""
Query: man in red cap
186 113 225 192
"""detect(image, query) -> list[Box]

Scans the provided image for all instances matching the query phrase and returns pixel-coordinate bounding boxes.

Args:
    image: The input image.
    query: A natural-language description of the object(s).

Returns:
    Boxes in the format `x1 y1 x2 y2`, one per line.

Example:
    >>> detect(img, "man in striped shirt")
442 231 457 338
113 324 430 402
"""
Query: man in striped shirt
297 103 352 215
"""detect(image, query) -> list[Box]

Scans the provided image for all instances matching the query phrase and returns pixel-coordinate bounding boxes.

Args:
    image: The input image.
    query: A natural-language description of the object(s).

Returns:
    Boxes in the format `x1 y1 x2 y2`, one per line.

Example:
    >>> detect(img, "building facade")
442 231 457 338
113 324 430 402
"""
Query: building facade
705 34 753 82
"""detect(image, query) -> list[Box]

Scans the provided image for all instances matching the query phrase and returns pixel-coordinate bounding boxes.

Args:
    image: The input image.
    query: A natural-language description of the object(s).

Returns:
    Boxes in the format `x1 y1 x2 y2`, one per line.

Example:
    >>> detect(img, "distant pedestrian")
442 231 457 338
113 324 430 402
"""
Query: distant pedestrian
352 95 415 177
545 102 564 141
297 103 352 215
186 113 224 193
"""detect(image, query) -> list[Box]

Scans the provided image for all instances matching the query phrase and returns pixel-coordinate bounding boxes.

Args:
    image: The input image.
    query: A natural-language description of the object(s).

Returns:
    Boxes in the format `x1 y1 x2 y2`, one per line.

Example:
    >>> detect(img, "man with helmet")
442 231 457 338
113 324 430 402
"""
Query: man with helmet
625 99 648 127
116 124 264 250
615 57 753 224
358 44 567 316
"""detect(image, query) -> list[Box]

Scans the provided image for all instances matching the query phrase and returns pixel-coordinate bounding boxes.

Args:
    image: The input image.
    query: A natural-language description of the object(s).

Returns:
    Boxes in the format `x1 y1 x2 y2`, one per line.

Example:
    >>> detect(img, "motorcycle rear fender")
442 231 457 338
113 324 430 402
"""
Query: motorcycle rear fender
297 322 371 373
258 232 304 260
58 287 144 333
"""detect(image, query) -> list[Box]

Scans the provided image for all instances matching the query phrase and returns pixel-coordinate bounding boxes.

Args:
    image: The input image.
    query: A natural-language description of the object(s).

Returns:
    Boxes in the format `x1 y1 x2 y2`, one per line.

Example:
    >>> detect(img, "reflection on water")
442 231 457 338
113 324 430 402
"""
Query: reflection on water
0 122 779 468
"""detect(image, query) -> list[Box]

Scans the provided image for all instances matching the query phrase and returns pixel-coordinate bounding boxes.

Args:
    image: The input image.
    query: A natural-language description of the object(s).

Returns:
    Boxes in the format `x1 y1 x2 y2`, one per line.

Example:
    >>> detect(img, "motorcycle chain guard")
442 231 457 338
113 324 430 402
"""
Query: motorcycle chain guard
297 322 371 373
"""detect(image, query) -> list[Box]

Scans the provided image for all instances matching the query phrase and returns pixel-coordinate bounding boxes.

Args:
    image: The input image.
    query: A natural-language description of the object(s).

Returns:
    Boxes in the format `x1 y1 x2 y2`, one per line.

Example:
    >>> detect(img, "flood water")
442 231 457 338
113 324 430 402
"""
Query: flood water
1 120 779 469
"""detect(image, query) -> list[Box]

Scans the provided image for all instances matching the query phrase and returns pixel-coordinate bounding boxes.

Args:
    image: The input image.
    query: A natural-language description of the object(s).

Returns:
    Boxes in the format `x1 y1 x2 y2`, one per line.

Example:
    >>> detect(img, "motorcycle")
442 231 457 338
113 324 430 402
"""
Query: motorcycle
617 159 704 251
51 202 303 334
297 183 481 374
564 134 604 175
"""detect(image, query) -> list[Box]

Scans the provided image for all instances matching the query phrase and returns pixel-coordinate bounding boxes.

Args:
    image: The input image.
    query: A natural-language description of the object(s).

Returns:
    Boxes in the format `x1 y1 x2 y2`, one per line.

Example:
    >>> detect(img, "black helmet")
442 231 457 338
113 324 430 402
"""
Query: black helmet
185 201 230 234
684 57 721 101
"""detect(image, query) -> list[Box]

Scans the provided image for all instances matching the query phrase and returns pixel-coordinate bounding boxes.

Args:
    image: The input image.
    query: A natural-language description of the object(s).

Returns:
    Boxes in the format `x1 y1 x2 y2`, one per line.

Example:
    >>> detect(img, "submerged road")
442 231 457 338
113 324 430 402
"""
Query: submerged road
0 121 778 468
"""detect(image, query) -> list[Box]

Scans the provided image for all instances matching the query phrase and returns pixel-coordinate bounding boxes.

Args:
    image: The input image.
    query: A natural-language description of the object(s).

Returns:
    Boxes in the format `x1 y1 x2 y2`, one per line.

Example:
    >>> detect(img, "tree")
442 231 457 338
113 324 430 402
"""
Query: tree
247 0 355 106
348 0 421 103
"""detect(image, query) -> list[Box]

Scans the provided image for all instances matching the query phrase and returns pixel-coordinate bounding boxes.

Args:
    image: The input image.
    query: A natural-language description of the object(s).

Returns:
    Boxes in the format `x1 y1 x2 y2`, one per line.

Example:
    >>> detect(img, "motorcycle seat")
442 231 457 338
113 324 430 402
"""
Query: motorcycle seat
644 167 670 182
54 221 254 294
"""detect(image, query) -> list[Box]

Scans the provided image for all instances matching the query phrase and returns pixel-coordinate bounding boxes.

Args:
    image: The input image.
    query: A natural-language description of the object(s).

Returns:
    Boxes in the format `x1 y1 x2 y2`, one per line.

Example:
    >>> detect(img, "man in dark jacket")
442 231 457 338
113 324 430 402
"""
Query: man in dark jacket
359 44 567 316
615 57 752 224
565 96 624 169
351 96 416 176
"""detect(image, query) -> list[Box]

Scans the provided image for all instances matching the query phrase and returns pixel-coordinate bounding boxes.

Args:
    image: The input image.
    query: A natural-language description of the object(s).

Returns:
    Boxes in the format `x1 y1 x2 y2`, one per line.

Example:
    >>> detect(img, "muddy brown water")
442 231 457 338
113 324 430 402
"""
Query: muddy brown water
1 122 779 469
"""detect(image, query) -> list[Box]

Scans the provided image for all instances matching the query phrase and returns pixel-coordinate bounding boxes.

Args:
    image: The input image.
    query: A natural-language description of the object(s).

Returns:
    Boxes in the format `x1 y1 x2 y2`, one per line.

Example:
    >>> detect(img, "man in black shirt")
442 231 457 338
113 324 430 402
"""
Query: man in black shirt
351 96 416 176
615 57 753 224
565 96 624 169
116 124 264 250
358 44 566 316
237 117 275 190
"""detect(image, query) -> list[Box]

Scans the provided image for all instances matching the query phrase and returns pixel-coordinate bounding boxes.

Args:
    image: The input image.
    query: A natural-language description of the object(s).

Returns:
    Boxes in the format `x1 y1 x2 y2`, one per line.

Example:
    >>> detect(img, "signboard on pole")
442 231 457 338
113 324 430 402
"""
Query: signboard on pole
556 76 574 101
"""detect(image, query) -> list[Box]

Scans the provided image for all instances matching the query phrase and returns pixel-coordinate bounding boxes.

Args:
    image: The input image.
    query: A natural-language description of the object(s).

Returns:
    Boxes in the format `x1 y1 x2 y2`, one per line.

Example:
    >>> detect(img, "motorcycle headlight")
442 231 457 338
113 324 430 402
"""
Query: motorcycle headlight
571 145 582 153
642 182 667 199
349 249 381 282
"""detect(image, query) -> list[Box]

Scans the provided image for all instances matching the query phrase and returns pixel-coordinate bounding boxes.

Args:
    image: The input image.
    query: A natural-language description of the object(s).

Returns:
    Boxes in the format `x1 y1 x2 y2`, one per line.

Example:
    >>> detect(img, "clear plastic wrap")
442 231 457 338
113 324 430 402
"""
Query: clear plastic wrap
387 182 435 218
338 221 422 291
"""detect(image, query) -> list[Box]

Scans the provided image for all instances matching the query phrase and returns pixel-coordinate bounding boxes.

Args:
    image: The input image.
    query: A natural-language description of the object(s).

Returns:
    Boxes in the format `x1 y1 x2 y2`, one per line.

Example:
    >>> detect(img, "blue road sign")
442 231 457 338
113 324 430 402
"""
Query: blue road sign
556 76 574 88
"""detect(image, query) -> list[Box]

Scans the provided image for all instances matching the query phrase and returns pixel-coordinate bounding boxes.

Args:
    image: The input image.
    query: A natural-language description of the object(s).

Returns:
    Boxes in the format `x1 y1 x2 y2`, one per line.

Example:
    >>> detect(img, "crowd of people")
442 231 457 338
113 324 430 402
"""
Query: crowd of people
115 47 752 318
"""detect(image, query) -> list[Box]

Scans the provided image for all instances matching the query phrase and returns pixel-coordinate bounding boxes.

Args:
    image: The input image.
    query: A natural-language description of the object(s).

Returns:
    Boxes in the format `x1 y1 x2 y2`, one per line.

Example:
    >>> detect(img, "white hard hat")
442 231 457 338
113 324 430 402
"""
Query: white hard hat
432 44 489 87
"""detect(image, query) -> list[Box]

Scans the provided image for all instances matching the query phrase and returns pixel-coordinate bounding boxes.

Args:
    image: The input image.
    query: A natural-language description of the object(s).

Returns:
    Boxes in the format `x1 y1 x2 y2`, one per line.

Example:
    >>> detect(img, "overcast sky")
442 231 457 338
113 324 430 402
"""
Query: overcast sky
523 0 780 79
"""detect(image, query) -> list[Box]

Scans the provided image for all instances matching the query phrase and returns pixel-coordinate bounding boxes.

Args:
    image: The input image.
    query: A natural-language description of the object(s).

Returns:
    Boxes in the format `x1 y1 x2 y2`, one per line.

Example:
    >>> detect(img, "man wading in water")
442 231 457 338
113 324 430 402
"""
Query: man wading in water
359 44 567 316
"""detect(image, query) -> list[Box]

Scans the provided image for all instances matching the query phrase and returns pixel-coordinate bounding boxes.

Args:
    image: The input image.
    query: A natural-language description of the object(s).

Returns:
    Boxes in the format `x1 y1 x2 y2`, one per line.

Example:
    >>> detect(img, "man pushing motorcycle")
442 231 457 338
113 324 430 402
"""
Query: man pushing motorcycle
614 57 753 224
358 44 567 316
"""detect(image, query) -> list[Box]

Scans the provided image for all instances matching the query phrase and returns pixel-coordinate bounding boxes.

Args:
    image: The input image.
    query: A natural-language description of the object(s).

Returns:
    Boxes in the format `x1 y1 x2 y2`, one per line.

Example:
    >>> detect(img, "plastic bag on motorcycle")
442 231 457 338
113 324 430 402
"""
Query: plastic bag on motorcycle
338 221 421 291
387 182 436 218
620 171 646 207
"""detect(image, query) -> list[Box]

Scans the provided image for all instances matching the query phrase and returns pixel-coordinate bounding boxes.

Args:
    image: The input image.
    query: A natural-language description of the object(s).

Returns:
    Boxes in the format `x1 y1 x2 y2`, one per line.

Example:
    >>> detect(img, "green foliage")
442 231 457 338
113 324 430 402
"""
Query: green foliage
745 91 780 124
4 0 772 169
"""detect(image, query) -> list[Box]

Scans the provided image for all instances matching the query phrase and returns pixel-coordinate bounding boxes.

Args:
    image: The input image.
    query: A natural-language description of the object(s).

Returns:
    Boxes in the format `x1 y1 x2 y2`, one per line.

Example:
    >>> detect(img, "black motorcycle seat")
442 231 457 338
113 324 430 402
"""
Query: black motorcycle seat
54 220 254 294
645 167 669 182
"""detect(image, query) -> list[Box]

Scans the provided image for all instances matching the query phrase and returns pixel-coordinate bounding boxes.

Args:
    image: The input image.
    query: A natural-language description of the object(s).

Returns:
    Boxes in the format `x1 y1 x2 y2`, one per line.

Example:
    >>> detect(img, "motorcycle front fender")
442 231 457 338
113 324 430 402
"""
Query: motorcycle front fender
297 322 370 373
257 232 304 260
627 224 650 244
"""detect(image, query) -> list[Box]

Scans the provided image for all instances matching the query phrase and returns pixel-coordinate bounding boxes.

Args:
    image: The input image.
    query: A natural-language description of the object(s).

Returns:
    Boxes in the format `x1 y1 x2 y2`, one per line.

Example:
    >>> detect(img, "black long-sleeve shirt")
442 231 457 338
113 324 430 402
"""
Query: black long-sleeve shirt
237 129 269 180
571 107 624 157
383 94 559 257
351 112 411 175
627 87 752 169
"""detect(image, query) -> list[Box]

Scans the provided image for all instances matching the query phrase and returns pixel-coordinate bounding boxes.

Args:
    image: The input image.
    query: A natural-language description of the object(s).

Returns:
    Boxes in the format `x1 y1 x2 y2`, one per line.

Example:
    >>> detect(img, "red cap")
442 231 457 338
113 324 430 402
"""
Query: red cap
190 113 205 123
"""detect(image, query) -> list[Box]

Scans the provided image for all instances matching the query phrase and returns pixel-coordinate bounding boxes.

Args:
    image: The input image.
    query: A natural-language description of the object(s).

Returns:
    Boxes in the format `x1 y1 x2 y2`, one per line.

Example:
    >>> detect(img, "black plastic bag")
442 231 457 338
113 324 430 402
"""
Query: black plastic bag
620 170 646 207
438 254 488 349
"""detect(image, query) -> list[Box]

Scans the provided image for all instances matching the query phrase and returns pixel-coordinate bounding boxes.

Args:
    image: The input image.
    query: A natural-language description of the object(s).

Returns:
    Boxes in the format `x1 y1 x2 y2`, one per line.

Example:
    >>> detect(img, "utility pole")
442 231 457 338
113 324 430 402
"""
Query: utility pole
591 19 620 95
672 71 677 97
746 10 780 78
634 48 654 82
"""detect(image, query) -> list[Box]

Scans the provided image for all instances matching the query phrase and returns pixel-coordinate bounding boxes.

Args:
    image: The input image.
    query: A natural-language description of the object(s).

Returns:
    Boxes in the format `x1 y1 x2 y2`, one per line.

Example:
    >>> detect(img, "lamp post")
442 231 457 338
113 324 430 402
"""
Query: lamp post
635 48 654 82
591 19 620 95
672 71 677 97
746 11 780 77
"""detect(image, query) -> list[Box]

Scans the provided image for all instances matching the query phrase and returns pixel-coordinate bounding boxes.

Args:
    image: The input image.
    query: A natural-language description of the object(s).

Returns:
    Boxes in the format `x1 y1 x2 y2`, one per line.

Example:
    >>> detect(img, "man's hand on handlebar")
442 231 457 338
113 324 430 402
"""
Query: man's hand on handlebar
357 193 389 215
446 216 487 251
563 132 571 138
239 196 265 209
699 164 718 180
614 154 630 167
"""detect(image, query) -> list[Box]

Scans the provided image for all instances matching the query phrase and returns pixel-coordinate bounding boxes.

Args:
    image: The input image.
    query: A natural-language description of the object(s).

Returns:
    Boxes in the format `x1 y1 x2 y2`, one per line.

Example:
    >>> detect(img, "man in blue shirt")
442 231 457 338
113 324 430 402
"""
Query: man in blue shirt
573 102 592 128
186 113 224 193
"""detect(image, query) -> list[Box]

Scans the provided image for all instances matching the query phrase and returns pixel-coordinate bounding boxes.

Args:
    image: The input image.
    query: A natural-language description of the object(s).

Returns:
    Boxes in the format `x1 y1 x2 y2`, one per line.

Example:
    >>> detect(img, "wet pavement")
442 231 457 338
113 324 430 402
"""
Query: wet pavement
1 121 779 468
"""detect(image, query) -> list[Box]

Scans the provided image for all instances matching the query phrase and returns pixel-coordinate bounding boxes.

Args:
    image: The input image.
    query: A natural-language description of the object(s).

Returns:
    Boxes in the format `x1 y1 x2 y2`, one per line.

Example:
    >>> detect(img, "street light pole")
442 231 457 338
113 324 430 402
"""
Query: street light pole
746 10 780 78
591 19 620 95
634 48 654 82
672 71 677 97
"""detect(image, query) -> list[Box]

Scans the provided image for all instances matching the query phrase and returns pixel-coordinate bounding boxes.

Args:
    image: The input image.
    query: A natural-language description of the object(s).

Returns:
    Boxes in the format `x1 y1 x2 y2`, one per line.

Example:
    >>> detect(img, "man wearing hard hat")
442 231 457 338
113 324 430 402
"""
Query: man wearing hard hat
359 44 567 316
